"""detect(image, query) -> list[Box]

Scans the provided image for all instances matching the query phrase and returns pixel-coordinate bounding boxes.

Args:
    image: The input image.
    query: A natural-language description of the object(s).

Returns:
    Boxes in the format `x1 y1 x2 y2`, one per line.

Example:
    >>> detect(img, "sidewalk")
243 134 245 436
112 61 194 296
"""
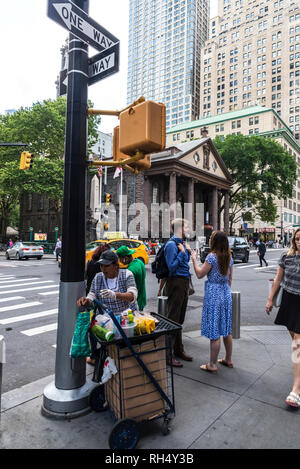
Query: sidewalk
1 324 299 449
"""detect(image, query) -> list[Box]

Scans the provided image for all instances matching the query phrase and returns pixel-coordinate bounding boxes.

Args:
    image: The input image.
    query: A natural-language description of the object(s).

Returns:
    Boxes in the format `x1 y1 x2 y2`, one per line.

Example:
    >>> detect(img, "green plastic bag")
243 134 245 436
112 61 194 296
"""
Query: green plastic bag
70 310 91 358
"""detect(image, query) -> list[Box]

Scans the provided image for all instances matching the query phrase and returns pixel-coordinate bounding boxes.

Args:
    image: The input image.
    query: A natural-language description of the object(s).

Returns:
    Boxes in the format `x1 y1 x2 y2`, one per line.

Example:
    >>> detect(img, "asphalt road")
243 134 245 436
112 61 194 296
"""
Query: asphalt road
0 247 284 393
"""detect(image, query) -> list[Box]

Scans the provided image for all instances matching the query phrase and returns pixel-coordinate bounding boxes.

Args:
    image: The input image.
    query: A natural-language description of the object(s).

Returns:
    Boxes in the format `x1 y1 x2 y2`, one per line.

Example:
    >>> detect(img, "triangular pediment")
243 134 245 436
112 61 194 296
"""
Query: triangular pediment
177 139 232 181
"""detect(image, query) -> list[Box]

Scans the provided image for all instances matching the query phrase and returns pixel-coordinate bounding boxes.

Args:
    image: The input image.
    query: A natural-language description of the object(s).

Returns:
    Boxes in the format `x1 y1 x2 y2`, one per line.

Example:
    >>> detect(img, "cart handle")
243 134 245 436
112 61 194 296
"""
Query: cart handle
92 299 175 414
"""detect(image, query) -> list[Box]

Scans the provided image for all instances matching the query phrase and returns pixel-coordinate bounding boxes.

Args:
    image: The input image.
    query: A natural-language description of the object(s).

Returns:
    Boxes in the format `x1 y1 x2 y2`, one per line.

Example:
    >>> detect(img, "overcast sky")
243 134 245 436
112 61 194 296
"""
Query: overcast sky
0 0 217 134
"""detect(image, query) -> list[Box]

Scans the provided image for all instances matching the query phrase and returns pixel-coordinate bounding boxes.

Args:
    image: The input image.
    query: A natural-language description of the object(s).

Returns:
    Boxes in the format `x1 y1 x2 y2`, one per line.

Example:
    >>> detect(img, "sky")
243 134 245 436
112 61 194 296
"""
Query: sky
0 0 218 134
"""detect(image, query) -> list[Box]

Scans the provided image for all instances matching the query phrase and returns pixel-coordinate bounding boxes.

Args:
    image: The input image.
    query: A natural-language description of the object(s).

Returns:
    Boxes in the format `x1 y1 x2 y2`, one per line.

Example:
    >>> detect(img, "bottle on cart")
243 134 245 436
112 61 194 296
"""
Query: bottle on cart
92 324 115 342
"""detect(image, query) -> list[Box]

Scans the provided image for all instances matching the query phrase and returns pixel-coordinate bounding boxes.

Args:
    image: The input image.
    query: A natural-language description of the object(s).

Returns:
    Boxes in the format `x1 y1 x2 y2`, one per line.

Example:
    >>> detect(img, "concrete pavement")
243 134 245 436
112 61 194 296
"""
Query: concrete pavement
1 322 299 449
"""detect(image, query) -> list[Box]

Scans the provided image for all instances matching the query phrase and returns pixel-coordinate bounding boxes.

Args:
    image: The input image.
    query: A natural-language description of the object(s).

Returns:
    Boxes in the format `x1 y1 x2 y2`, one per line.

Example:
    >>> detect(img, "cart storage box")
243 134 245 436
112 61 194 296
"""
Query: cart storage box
105 335 168 422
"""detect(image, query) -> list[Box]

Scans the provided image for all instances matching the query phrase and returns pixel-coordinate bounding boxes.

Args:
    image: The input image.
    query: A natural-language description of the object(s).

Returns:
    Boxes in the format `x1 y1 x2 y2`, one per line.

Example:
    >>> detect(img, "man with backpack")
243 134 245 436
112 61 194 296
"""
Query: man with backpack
163 218 193 367
258 238 268 267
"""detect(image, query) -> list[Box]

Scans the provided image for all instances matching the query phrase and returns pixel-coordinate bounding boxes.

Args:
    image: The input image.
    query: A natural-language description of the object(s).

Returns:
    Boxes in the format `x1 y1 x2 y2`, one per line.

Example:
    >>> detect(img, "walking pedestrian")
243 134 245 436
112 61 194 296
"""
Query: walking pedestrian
266 228 300 408
116 245 146 311
164 218 193 367
55 237 62 261
258 238 268 267
85 243 110 365
190 231 234 372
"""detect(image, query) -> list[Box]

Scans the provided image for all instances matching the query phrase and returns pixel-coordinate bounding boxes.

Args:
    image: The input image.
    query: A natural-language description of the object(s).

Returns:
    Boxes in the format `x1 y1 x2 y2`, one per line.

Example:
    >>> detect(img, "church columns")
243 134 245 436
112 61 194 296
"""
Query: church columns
169 171 177 222
210 187 218 231
224 190 230 235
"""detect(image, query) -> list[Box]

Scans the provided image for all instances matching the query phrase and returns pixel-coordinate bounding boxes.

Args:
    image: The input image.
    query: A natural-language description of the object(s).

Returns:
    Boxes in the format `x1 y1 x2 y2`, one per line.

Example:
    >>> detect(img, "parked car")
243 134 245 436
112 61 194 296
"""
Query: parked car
85 238 149 266
200 236 250 263
6 242 44 260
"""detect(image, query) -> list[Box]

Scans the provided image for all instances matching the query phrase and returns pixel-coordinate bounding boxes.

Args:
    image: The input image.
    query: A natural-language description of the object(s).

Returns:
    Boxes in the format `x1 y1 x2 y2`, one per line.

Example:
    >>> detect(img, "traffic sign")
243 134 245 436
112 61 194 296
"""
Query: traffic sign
88 43 119 86
59 69 68 96
47 0 119 52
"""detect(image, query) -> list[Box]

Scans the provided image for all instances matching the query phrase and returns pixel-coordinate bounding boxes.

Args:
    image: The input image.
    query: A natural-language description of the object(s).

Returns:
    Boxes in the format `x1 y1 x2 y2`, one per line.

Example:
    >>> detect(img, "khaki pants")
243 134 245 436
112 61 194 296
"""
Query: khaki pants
165 276 189 356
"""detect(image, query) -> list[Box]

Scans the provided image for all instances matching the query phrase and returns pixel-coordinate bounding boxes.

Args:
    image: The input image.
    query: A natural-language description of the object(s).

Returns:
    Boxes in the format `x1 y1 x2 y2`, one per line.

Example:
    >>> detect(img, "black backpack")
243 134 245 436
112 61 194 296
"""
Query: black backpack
151 240 177 280
151 244 168 279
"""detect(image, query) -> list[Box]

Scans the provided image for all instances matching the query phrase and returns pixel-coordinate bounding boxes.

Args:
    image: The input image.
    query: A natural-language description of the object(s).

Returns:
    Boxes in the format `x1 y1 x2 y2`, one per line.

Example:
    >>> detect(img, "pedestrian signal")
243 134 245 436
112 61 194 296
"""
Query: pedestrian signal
119 100 166 156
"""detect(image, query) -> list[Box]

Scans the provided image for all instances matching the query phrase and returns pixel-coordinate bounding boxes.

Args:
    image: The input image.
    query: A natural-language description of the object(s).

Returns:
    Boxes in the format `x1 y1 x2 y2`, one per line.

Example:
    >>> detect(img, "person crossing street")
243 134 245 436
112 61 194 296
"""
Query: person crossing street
258 238 268 267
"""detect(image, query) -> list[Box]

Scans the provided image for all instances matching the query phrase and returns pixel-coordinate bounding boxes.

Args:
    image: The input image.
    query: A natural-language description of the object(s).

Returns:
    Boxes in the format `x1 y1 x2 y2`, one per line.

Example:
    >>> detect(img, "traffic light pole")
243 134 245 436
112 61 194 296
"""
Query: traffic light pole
42 0 95 418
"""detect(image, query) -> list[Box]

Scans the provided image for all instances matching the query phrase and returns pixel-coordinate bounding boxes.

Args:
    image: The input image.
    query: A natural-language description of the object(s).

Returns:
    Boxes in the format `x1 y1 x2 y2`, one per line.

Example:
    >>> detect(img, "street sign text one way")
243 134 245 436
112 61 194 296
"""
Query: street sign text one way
88 43 119 86
48 0 119 52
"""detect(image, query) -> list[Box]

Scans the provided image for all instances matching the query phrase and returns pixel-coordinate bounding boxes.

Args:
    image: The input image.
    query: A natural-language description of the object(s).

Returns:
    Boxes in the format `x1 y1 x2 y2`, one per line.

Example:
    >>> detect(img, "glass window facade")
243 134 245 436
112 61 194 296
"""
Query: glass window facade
127 0 209 129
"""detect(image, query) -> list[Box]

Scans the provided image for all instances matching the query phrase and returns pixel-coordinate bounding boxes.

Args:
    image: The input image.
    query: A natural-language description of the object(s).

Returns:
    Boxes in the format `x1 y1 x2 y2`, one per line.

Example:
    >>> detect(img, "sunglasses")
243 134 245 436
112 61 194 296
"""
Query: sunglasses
295 237 300 241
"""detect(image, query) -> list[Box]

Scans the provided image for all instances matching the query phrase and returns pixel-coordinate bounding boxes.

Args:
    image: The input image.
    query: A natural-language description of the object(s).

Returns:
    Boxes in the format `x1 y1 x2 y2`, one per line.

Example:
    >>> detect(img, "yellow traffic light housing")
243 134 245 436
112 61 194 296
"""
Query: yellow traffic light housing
119 100 166 156
106 193 111 206
20 151 34 170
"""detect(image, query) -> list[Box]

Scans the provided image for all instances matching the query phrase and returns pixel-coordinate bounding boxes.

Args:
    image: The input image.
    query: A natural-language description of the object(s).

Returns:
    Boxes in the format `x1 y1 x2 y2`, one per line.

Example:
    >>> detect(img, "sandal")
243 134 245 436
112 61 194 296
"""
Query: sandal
285 392 300 408
200 364 218 373
218 359 234 368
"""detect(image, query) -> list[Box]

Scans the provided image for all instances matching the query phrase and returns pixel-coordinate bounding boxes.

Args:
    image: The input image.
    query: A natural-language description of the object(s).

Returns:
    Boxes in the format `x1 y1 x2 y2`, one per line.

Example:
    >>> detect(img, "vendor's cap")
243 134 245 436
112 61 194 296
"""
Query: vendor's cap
98 250 118 265
116 245 136 257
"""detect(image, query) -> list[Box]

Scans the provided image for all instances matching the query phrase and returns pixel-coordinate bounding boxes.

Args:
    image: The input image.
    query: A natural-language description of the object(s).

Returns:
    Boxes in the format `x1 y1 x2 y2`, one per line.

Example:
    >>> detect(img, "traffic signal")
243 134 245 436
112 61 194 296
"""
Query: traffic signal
119 100 166 156
104 222 109 231
19 151 34 170
106 193 112 206
113 125 151 171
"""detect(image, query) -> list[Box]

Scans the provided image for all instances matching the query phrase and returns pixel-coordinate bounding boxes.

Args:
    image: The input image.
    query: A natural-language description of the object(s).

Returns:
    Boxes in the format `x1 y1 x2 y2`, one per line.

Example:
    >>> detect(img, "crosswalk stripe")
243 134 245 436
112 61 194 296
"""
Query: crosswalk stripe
0 285 59 295
21 323 58 336
0 278 39 284
0 309 58 325
0 280 54 289
39 291 59 296
0 301 42 313
0 296 25 303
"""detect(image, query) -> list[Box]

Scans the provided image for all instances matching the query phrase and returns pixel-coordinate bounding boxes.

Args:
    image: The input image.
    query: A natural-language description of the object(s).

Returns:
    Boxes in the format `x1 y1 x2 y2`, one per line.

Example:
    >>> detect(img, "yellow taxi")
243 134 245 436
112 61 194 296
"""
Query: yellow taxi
85 238 149 266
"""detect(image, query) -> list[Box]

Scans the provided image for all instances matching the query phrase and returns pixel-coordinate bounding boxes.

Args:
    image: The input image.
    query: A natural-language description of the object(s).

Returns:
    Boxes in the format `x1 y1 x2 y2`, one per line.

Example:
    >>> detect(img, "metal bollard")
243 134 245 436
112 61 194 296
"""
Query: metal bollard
157 296 168 316
231 292 241 339
0 335 5 412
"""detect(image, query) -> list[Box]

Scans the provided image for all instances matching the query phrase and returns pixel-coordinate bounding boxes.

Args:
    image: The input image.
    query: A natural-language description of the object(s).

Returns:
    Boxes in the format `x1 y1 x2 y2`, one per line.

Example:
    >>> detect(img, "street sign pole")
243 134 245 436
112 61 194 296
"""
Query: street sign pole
42 0 95 418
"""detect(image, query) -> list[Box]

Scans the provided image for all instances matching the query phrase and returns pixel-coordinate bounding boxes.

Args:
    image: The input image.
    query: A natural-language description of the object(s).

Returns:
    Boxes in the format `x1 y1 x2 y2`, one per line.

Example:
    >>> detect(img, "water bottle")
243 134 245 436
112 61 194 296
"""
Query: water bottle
92 324 115 342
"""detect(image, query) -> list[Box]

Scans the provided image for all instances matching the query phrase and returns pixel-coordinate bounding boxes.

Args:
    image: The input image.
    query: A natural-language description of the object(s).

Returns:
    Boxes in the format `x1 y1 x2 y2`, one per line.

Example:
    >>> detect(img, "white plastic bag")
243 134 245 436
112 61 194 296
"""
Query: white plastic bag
100 356 117 384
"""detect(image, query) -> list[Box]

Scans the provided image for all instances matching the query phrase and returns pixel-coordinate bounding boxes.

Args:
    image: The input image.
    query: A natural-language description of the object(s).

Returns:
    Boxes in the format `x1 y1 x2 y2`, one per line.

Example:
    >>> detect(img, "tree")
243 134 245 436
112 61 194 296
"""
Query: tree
214 134 298 233
0 98 101 238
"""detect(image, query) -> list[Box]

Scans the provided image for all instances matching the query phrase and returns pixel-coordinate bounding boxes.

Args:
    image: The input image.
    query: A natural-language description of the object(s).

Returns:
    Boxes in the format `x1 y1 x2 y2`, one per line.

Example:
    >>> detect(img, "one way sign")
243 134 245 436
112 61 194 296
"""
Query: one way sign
88 43 119 86
48 0 119 52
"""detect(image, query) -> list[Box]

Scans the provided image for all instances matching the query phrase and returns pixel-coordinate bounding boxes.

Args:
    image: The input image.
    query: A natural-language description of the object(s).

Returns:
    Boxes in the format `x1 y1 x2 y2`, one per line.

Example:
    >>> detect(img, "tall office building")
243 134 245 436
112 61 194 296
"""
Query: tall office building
200 0 300 140
127 0 209 129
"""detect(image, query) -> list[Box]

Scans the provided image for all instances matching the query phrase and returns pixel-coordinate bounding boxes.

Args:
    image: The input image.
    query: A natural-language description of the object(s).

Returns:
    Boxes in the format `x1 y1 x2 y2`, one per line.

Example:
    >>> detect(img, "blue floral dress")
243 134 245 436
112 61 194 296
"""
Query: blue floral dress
201 253 233 340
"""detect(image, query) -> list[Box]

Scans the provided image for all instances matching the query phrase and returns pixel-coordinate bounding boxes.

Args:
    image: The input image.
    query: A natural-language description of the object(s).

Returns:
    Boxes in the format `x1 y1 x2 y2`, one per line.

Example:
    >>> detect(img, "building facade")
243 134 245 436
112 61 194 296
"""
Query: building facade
200 0 300 141
127 0 209 129
167 105 300 240
99 139 232 241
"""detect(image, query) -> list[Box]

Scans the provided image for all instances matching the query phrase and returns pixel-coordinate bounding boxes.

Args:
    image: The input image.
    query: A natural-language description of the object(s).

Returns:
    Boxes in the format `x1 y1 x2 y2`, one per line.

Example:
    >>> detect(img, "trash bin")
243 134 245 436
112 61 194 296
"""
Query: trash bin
157 296 168 316
0 335 5 411
231 292 240 339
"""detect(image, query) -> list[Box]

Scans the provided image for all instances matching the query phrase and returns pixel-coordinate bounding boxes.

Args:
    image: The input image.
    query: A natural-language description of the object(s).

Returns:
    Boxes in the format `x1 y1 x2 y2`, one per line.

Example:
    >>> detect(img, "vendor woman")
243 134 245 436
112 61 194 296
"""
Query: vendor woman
77 250 138 314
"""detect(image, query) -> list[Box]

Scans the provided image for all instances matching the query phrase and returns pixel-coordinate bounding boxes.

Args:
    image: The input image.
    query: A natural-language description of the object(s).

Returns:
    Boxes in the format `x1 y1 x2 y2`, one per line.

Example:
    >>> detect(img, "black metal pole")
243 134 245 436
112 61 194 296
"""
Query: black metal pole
42 0 95 417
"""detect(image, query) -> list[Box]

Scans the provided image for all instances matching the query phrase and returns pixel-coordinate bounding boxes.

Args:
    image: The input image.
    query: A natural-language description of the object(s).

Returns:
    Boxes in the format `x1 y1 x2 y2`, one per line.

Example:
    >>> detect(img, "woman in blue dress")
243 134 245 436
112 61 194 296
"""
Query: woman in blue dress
190 231 234 372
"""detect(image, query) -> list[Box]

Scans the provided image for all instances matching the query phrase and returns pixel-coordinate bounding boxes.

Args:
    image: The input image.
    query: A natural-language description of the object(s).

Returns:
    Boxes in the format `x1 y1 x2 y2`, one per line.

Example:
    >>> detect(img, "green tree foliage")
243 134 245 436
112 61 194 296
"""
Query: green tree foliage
214 134 298 231
0 98 100 238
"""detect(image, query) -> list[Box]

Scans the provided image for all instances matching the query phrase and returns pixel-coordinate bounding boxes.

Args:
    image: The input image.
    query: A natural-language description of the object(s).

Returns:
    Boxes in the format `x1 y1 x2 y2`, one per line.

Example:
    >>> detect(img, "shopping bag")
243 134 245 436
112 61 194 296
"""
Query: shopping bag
268 280 283 308
70 310 91 358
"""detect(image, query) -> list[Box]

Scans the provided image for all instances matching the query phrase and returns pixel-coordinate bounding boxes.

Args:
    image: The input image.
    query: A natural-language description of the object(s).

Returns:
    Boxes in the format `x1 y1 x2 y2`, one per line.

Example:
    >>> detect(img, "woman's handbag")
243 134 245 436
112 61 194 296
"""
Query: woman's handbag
268 279 283 308
189 276 195 296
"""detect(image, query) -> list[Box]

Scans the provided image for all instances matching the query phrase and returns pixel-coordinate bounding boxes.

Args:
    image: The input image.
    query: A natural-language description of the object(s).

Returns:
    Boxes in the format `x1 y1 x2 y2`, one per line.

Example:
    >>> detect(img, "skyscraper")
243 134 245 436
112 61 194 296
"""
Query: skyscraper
127 0 209 129
200 0 300 141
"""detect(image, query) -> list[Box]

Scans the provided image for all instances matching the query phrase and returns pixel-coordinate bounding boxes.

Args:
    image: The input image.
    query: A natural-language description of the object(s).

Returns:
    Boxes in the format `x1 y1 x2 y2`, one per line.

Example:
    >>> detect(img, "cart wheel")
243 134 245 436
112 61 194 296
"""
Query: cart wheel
89 385 107 412
162 418 171 436
109 419 139 450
